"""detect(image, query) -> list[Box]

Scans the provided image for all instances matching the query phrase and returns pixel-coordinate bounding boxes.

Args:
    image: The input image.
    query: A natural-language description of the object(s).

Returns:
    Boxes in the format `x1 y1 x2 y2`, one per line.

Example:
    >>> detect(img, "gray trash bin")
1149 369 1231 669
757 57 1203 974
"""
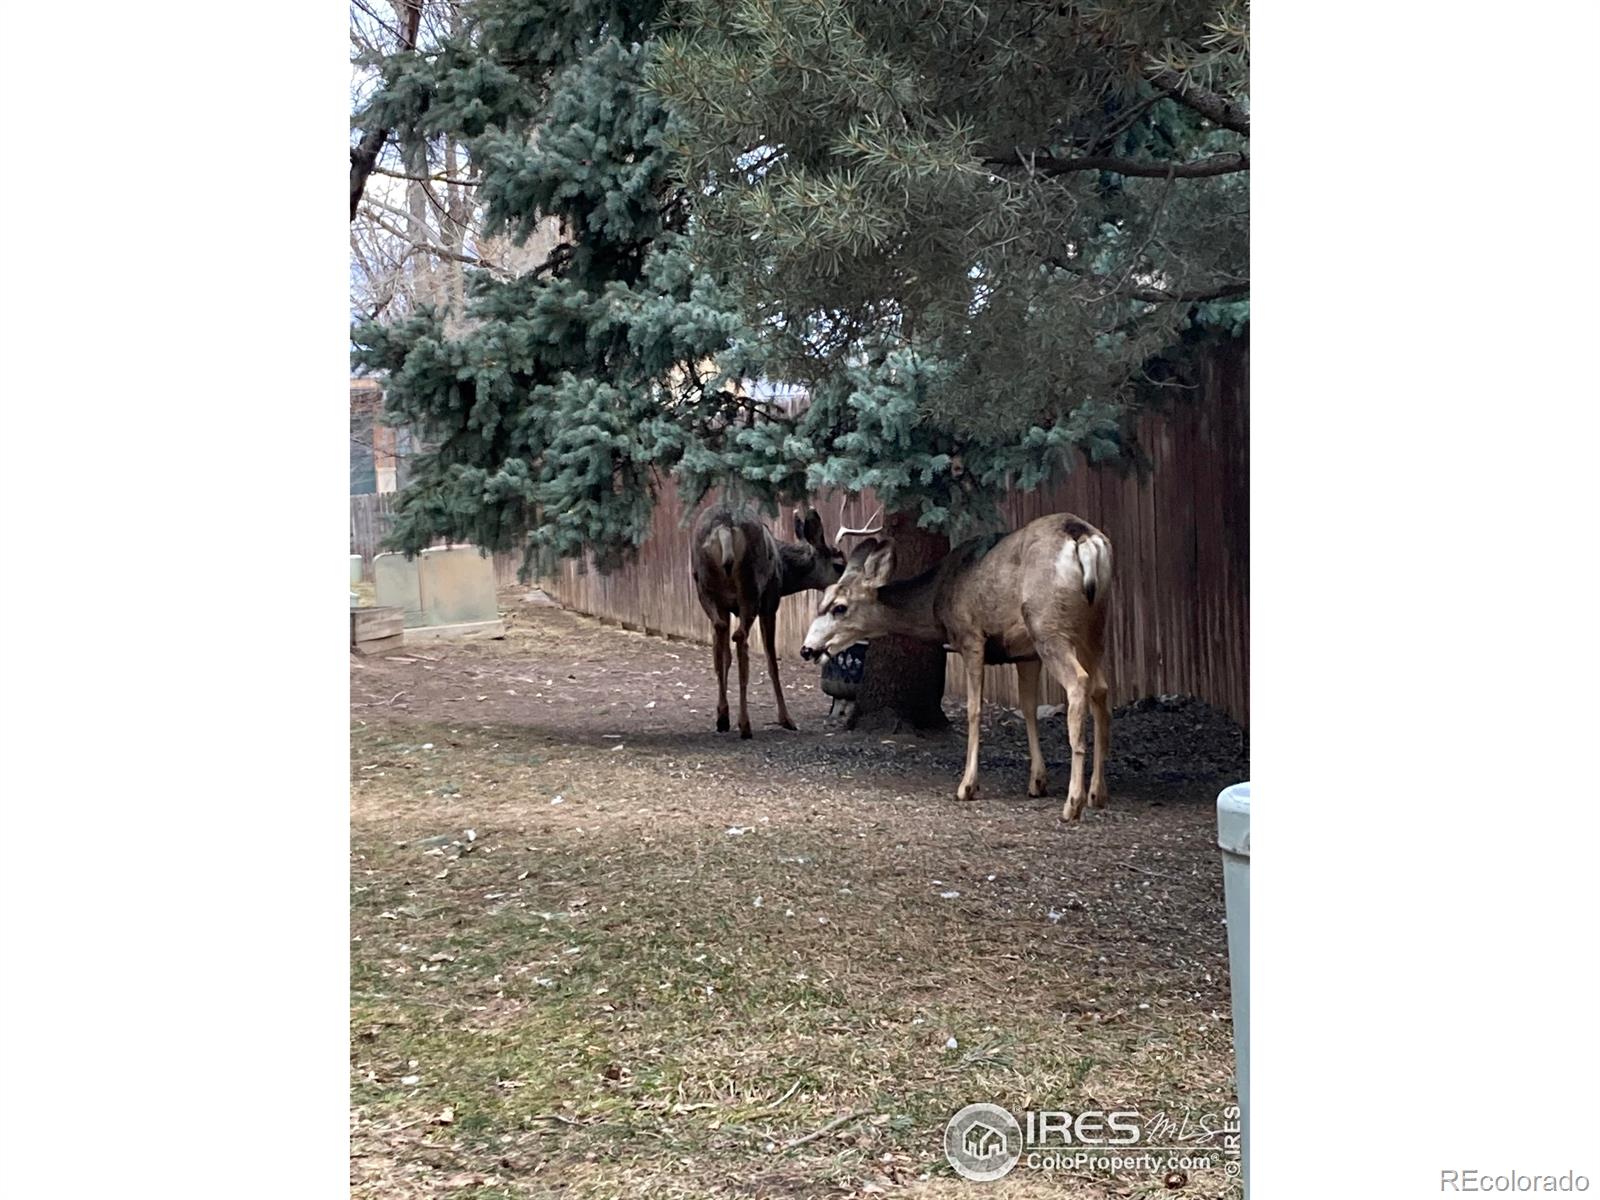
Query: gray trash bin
1217 781 1250 1196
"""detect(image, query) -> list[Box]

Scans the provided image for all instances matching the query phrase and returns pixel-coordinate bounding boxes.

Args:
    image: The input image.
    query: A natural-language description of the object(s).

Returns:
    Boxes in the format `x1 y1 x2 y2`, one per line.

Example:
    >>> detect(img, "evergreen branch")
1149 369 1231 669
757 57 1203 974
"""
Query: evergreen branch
1089 92 1167 154
1147 68 1250 137
984 149 1248 179
1107 171 1178 296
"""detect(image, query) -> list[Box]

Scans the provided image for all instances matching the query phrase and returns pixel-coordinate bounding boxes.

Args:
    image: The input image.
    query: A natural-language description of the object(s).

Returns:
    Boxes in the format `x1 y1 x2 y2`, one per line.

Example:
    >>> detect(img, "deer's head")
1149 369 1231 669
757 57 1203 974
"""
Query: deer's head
786 506 848 591
799 538 896 660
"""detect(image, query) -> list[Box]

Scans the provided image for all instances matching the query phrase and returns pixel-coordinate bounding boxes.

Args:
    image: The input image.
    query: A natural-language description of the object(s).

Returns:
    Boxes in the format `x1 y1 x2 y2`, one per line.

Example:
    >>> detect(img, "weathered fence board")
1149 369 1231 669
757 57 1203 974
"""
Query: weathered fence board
349 493 399 575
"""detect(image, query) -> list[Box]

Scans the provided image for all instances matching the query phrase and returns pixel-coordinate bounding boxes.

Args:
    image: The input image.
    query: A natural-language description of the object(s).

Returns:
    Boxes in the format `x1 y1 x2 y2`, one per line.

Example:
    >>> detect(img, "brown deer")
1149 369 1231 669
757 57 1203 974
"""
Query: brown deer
691 502 868 737
800 513 1114 820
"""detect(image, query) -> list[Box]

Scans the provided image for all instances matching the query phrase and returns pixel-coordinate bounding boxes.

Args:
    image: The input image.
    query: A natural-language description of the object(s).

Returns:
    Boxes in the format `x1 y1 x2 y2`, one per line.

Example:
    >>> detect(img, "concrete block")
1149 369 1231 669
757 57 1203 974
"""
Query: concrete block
374 552 424 627
402 618 506 644
418 545 499 626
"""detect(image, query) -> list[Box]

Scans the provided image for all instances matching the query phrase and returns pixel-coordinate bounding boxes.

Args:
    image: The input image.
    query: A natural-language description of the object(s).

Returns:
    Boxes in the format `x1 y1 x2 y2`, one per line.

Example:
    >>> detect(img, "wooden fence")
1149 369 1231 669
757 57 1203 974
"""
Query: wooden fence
545 340 1249 724
349 492 399 574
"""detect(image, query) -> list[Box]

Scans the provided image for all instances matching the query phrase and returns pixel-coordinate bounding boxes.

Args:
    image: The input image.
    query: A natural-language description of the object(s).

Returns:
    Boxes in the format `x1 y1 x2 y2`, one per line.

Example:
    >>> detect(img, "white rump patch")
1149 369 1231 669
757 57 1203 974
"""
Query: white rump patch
1054 539 1081 584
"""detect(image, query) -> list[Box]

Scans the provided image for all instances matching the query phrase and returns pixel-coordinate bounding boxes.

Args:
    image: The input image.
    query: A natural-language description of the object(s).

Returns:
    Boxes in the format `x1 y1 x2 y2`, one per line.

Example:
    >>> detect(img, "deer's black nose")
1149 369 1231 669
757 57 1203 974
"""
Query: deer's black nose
800 645 817 661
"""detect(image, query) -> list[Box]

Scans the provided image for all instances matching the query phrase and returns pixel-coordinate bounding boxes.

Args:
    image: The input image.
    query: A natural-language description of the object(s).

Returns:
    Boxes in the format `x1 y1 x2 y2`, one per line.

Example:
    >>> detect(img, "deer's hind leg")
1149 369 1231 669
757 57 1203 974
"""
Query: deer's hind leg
1086 659 1111 809
697 591 733 734
734 601 755 738
1034 636 1091 821
712 619 732 733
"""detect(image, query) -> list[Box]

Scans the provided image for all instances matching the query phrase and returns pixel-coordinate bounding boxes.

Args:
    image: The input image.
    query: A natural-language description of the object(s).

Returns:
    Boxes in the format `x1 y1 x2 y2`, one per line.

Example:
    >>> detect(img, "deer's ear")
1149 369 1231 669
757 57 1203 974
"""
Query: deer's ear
793 511 806 539
800 508 824 543
846 537 879 566
861 542 896 588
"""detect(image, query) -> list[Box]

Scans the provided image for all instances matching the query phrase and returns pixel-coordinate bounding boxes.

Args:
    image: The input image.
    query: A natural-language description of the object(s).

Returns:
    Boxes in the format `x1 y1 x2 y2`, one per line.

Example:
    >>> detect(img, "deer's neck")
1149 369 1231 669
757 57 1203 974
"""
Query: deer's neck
875 566 947 643
776 543 827 595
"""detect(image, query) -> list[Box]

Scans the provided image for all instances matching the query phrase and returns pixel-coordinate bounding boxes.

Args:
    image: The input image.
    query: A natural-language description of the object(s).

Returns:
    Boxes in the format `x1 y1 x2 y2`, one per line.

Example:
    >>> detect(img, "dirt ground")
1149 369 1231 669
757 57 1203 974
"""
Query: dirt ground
351 592 1248 1199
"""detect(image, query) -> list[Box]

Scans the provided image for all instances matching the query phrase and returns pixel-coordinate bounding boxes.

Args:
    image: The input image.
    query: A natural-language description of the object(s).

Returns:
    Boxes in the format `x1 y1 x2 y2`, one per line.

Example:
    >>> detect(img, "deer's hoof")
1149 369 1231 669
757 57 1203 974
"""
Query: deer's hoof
1061 795 1086 822
1028 775 1048 798
715 713 730 733
1088 787 1109 810
778 718 798 731
955 781 979 802
739 725 753 740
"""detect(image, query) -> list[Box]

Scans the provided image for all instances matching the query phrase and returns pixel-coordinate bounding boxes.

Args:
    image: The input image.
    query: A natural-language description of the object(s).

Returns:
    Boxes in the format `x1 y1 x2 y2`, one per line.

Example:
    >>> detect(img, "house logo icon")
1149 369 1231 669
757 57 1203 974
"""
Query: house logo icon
944 1103 1022 1181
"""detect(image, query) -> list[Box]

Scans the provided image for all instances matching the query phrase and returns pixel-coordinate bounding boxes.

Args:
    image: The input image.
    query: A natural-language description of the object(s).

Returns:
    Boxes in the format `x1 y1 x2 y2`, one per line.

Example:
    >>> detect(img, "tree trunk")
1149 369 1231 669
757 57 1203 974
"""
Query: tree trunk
443 139 467 316
349 2 421 221
848 511 950 733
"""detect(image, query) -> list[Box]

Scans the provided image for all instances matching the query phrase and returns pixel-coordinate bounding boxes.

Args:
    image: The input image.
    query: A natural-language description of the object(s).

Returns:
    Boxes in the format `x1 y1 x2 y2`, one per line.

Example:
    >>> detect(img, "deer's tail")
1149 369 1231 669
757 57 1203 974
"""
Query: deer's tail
706 525 738 574
1076 534 1112 605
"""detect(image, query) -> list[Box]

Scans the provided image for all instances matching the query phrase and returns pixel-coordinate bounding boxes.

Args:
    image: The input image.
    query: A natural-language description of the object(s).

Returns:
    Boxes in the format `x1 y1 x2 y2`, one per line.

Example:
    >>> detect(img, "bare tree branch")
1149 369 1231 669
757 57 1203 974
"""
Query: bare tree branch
358 204 502 271
1131 281 1249 303
351 0 404 42
1044 255 1249 305
370 165 482 187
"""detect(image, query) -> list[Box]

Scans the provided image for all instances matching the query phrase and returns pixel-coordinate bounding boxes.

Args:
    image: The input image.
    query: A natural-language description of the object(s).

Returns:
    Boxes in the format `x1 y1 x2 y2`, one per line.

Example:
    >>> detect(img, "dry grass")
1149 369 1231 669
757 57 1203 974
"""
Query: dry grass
351 600 1243 1199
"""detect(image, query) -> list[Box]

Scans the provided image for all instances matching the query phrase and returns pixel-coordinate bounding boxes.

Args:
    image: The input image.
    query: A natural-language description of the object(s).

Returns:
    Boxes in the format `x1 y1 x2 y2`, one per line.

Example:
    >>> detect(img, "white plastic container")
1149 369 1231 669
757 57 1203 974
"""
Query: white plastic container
1217 781 1250 1195
349 554 364 586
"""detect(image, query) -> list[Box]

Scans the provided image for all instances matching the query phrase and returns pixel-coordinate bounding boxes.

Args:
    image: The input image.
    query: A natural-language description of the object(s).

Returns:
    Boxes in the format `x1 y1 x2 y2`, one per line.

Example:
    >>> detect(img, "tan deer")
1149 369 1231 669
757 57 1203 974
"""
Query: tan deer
691 502 871 737
800 513 1114 820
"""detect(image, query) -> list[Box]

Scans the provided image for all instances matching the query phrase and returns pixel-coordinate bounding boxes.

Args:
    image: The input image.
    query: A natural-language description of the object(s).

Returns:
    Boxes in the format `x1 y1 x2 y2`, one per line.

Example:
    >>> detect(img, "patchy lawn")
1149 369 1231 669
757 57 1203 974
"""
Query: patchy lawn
351 594 1246 1199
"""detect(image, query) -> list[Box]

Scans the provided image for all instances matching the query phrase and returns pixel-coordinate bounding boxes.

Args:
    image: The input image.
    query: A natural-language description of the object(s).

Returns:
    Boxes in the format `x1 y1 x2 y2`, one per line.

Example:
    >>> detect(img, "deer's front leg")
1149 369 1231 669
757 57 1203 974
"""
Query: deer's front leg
1015 659 1048 797
955 645 986 802
759 607 796 730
